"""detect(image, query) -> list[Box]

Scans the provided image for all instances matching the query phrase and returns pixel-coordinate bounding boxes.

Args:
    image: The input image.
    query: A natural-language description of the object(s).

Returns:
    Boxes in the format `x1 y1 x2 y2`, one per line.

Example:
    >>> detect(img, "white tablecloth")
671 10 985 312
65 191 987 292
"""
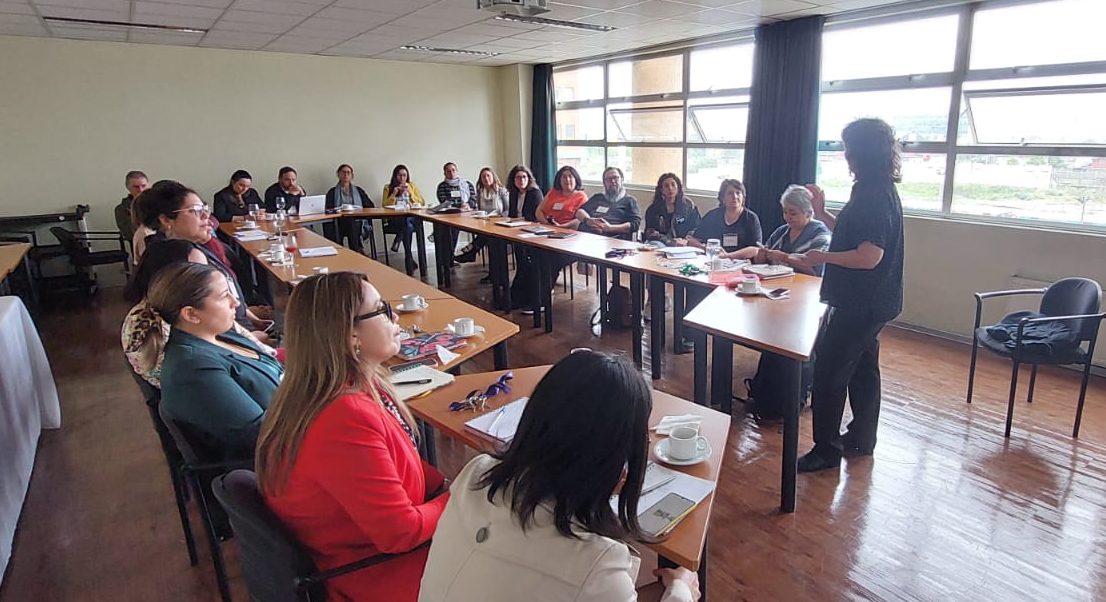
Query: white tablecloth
0 296 61 584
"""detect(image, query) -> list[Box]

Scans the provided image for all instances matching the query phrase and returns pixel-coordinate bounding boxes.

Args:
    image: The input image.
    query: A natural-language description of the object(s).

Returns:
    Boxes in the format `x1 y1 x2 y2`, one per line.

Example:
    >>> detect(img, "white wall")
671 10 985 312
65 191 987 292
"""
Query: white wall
0 35 506 233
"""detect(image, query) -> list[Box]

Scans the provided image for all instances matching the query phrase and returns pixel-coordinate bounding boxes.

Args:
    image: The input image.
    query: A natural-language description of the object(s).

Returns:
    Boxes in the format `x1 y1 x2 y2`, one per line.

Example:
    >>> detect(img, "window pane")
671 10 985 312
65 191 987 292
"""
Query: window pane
555 146 606 183
686 148 745 193
970 0 1106 70
952 154 1106 226
690 44 754 91
687 96 748 143
819 88 951 142
609 54 683 98
817 151 945 212
607 146 683 187
822 15 958 80
556 108 604 142
554 66 604 103
960 88 1106 145
608 101 683 143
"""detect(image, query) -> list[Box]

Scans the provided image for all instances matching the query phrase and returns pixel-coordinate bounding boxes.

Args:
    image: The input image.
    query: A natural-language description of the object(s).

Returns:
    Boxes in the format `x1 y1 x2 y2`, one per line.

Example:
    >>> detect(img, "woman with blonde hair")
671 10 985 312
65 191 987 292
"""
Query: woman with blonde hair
455 167 508 264
257 272 449 602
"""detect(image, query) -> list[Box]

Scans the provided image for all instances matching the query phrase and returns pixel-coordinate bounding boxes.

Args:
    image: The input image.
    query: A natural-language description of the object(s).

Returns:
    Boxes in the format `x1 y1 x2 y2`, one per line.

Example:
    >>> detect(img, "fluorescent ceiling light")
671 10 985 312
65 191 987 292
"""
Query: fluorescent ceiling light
494 13 615 32
43 16 207 34
400 45 500 57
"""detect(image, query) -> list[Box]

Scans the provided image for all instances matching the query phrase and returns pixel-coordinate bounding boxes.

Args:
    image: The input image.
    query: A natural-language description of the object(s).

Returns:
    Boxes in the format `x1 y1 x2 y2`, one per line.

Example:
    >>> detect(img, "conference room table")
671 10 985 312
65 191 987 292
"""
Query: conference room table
217 222 518 373
405 365 730 601
279 207 430 279
0 243 33 301
683 281 826 513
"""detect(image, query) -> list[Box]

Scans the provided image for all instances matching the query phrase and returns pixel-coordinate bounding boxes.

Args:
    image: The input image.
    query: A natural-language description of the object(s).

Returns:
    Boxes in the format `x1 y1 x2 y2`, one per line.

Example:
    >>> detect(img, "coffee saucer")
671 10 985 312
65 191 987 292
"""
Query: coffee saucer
396 303 429 313
736 288 763 297
653 438 712 466
445 324 485 338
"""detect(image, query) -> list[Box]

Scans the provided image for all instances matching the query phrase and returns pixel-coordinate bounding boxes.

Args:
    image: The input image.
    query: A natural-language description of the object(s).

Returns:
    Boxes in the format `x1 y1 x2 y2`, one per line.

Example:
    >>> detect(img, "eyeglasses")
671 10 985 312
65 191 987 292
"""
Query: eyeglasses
355 300 393 323
173 204 211 218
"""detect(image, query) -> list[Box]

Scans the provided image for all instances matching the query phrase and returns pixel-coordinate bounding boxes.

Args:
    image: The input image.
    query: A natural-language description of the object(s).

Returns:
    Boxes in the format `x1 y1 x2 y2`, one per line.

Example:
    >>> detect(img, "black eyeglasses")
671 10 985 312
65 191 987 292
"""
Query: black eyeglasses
355 300 392 322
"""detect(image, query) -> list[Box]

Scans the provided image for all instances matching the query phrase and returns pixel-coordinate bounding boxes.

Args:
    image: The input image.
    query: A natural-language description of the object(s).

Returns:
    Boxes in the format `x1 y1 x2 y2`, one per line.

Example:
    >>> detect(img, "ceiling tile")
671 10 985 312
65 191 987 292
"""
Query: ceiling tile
0 1 35 15
212 12 301 34
581 10 653 27
449 21 525 38
616 0 703 18
726 0 816 17
264 35 335 53
542 2 605 20
0 11 37 24
49 24 128 40
37 5 128 21
0 21 46 34
294 16 379 34
228 0 321 17
133 1 225 20
35 0 129 11
323 39 400 56
553 0 639 9
128 29 203 44
313 6 399 24
333 0 434 12
669 6 756 24
199 29 277 48
478 34 541 48
151 0 233 7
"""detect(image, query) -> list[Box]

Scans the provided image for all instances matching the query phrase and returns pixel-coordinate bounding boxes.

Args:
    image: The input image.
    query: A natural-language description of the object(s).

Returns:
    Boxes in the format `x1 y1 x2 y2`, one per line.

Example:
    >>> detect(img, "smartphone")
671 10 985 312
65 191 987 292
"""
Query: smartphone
768 287 789 297
638 492 697 538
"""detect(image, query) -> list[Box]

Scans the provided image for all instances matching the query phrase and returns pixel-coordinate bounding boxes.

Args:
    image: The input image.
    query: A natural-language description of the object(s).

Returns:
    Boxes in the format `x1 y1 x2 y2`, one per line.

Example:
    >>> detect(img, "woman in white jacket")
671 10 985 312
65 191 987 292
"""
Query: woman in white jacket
419 351 699 602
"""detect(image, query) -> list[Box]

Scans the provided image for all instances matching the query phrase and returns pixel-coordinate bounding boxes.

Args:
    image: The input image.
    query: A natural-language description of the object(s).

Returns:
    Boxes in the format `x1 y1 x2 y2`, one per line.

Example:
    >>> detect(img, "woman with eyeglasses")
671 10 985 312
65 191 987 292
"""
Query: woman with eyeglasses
419 351 699 602
137 179 270 341
258 272 449 602
152 263 283 460
506 164 543 313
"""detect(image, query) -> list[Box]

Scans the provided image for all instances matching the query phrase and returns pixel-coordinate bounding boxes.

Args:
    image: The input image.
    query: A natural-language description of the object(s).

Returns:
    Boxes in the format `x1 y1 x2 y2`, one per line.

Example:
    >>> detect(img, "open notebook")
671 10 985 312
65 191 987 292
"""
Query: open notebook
388 365 455 401
464 397 529 444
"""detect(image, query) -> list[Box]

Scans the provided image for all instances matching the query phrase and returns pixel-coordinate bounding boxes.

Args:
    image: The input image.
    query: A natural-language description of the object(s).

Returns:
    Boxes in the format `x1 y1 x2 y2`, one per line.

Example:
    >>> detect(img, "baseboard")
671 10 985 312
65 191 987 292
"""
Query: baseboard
890 319 1106 379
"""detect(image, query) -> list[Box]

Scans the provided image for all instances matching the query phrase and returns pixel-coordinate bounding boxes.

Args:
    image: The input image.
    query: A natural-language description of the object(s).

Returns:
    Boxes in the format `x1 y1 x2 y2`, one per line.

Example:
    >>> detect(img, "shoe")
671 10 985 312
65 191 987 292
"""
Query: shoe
390 238 401 253
674 337 694 355
455 251 478 264
520 307 536 315
841 433 874 457
797 450 841 473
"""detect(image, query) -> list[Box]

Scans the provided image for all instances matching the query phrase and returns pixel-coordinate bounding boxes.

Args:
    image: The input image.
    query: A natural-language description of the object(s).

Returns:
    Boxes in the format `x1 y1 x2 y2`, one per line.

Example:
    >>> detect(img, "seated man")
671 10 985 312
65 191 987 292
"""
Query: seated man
435 162 477 255
264 166 306 214
115 170 148 243
575 166 641 241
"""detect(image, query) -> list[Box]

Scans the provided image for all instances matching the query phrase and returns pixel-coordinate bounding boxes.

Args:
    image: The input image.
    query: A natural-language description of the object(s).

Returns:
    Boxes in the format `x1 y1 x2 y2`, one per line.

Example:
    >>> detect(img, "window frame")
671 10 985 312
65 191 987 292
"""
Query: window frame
818 0 1106 233
554 36 755 196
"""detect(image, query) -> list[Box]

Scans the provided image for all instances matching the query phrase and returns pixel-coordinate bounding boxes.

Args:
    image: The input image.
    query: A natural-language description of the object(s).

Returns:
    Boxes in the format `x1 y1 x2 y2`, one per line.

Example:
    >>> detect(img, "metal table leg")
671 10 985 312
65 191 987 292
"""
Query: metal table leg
710 339 733 414
630 271 643 369
493 341 509 369
693 328 707 405
416 217 429 281
781 358 801 513
649 275 665 379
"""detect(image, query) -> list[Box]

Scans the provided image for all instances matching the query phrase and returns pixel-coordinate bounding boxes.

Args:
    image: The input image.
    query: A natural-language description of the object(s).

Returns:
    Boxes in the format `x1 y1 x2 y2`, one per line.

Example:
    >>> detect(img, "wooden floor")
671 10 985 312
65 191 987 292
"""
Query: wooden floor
3 254 1106 602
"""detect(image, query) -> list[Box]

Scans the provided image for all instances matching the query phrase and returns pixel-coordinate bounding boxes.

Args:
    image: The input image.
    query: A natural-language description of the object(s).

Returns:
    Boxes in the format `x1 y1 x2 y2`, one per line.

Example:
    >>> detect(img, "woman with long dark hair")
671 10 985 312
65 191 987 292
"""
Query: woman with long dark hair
420 351 699 601
795 117 905 472
383 164 427 271
212 169 262 223
644 173 701 245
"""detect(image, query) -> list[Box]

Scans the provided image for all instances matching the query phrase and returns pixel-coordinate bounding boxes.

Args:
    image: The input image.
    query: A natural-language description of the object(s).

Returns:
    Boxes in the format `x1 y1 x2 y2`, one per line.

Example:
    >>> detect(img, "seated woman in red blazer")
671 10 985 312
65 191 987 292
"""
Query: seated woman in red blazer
256 271 449 602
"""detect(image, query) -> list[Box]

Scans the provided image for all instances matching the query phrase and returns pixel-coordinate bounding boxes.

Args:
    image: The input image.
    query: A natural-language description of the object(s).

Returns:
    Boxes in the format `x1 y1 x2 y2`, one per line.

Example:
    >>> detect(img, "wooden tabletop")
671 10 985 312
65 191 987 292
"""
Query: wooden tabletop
406 365 730 571
387 298 518 371
0 243 31 281
681 278 826 360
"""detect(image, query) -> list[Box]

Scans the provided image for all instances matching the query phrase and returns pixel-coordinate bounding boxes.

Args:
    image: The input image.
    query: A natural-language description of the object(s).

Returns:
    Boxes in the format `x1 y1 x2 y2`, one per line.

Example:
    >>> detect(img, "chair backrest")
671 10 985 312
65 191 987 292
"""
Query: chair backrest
123 358 183 467
1040 277 1103 340
157 401 220 467
212 470 320 602
50 226 87 262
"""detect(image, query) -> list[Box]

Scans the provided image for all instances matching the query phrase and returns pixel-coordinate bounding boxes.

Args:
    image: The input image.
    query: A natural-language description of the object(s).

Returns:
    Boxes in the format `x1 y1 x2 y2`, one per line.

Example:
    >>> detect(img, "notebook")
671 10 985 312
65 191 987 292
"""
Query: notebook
389 365 455 401
464 397 529 444
658 247 700 259
743 264 795 279
397 331 467 361
495 220 531 227
235 230 269 242
610 463 714 531
298 246 338 258
522 225 555 235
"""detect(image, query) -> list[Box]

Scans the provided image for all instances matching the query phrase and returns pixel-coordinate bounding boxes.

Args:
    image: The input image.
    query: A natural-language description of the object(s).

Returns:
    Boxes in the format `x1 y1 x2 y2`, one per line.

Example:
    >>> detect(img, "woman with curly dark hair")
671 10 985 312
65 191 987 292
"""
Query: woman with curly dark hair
795 117 905 473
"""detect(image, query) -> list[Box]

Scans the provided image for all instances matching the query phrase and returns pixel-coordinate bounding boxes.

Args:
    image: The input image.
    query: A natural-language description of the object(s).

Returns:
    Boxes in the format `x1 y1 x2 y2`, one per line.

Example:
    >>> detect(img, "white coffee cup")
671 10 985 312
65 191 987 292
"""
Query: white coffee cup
452 317 476 336
244 219 257 229
667 426 708 461
740 276 760 294
312 266 329 275
401 294 426 311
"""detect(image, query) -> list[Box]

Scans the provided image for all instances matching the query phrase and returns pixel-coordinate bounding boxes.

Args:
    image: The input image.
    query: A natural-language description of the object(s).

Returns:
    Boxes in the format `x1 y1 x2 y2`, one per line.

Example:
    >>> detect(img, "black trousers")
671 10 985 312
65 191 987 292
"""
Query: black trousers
810 306 888 457
509 246 537 308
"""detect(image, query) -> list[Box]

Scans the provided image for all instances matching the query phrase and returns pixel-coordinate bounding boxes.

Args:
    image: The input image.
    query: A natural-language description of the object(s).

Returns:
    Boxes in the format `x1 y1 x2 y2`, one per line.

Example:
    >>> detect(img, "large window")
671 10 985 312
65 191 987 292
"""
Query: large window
818 0 1106 229
554 40 754 195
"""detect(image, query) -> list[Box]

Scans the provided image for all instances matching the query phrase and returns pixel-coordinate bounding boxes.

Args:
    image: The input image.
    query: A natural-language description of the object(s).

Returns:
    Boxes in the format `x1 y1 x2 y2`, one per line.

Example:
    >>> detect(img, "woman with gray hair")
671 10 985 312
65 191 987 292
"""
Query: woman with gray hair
756 185 832 276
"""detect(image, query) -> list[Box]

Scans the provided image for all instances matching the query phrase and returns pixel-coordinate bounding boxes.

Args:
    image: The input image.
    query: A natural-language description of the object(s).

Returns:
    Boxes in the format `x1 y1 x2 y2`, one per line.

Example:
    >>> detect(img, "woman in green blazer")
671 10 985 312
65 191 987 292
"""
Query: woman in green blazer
148 262 283 460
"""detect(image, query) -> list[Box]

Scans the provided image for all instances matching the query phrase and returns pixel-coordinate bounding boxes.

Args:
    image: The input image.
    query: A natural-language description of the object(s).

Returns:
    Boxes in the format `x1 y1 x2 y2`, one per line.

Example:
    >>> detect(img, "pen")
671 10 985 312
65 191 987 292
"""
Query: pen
394 378 432 386
487 406 508 437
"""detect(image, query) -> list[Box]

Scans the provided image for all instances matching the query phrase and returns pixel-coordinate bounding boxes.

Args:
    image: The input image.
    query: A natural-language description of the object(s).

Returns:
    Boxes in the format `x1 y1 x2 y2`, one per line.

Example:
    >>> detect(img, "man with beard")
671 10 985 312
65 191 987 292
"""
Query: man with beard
575 167 641 240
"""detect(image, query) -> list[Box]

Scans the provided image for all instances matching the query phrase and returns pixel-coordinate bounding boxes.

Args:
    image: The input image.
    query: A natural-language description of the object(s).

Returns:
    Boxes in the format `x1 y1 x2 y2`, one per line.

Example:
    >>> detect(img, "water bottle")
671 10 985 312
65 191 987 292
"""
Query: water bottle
705 238 721 268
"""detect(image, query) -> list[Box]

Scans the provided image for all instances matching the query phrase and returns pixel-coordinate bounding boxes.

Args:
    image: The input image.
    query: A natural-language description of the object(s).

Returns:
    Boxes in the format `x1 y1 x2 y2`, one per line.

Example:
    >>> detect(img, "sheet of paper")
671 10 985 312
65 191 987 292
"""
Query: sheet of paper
235 230 269 242
436 344 460 365
298 246 338 257
518 233 540 239
610 464 714 517
465 397 530 443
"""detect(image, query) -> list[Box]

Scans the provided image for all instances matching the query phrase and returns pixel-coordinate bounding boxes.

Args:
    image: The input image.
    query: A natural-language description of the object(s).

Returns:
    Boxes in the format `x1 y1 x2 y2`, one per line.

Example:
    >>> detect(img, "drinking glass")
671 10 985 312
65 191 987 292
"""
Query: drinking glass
705 238 722 267
283 233 298 268
275 196 286 212
247 203 260 222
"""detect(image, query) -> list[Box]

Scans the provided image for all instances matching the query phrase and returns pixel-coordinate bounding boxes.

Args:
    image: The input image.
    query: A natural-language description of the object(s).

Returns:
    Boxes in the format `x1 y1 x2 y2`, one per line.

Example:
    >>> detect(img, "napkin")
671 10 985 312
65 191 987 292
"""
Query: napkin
651 414 703 435
436 345 460 365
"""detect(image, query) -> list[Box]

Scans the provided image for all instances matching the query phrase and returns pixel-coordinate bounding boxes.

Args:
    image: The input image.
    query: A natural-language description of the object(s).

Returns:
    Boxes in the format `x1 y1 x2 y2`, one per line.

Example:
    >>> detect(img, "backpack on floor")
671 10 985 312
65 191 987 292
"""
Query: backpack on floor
591 284 634 330
745 353 814 420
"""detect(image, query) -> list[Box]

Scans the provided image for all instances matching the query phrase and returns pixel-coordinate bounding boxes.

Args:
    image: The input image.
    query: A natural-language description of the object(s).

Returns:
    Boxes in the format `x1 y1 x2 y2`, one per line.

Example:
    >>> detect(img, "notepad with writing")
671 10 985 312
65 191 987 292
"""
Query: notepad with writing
495 220 531 228
743 264 794 279
389 365 455 401
298 246 339 258
464 397 529 444
235 230 269 242
658 247 700 259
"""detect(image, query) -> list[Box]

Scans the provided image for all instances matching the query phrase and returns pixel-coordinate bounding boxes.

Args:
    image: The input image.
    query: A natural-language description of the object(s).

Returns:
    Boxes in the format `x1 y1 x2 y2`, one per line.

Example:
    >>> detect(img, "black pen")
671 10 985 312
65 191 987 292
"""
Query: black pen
394 378 432 386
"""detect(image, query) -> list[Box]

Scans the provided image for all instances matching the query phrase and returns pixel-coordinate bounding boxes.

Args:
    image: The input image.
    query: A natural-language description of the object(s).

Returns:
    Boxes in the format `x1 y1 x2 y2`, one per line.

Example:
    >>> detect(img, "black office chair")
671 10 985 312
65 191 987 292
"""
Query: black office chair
967 277 1105 438
124 363 199 567
211 470 427 602
158 403 251 602
50 226 130 294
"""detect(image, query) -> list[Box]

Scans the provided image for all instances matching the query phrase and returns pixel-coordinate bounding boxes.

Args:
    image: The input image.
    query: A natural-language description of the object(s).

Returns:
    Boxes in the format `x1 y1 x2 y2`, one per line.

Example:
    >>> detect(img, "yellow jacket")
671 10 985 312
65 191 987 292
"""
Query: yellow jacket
383 182 426 207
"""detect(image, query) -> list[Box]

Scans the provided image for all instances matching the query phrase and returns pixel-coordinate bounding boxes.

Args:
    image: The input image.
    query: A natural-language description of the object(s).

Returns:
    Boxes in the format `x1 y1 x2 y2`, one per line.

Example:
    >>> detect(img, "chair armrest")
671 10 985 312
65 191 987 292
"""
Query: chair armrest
185 458 253 473
80 230 126 236
72 233 125 241
972 288 1049 333
1018 312 1106 326
296 541 431 590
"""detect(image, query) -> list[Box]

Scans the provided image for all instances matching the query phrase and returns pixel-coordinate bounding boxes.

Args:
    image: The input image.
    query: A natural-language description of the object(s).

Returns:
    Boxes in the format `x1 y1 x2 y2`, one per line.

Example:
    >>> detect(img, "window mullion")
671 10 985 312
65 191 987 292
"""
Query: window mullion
941 3 975 214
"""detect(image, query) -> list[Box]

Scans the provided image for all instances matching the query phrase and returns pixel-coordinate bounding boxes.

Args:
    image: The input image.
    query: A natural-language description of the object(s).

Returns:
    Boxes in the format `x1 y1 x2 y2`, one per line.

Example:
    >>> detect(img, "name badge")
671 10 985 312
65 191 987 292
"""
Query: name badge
723 234 740 248
675 216 685 223
552 202 565 211
450 190 461 198
595 205 610 214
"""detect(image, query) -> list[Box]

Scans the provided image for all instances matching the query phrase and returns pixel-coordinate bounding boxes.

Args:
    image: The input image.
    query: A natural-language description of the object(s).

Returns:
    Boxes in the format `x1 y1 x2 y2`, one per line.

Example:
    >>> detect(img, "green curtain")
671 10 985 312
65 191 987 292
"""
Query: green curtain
530 63 557 192
743 16 825 234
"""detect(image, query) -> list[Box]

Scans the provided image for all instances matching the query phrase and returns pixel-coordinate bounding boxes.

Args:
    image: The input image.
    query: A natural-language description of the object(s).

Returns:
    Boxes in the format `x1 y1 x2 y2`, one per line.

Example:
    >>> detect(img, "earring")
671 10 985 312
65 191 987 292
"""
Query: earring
354 340 362 356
